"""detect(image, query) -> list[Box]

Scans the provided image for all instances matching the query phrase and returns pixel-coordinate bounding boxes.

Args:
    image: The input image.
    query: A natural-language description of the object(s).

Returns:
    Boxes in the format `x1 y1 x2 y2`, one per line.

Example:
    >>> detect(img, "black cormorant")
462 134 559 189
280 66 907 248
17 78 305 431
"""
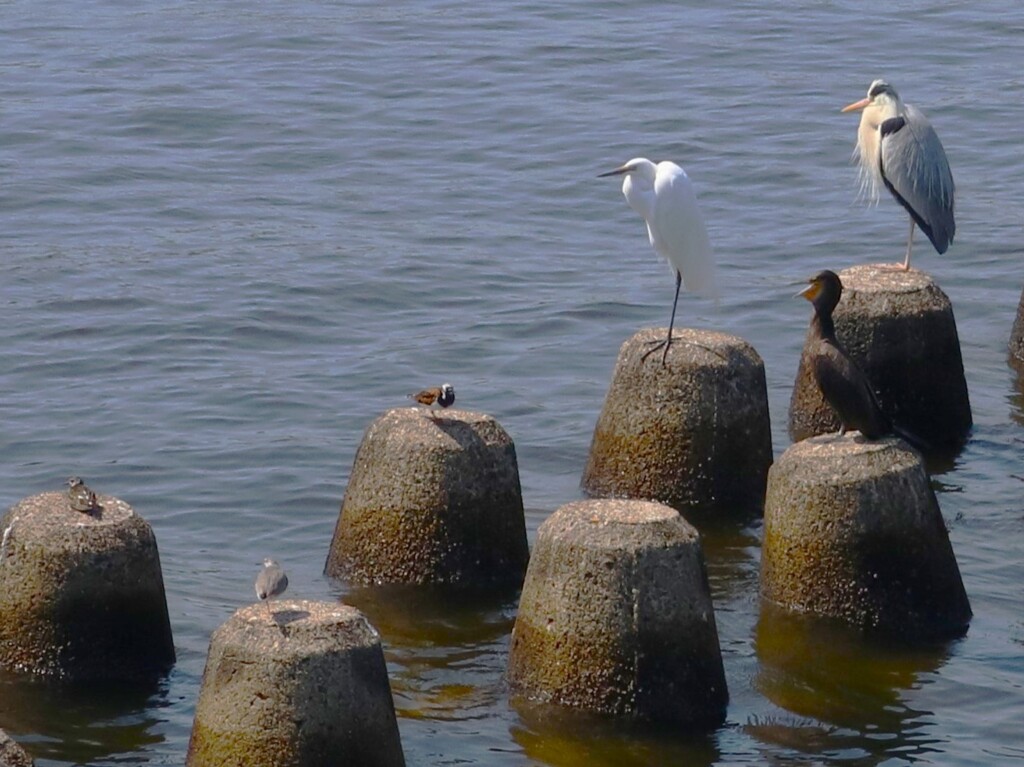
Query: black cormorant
799 270 921 446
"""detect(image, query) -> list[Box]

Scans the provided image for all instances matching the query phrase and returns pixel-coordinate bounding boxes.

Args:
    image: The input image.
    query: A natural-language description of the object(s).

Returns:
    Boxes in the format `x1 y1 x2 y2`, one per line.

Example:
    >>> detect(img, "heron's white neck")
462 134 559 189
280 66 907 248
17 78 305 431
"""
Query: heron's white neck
863 93 904 131
855 94 905 202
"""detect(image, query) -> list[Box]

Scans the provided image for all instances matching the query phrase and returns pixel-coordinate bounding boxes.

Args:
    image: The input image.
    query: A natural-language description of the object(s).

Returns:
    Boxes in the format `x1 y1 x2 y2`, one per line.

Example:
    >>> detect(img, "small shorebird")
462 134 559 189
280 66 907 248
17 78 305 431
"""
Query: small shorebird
66 476 98 513
255 558 289 613
409 383 455 415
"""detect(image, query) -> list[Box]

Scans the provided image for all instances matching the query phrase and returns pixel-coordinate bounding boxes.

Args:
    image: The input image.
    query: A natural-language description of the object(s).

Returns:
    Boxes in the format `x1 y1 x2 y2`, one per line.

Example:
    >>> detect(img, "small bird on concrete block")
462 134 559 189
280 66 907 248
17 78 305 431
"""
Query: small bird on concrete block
408 382 455 416
255 558 289 613
66 476 99 513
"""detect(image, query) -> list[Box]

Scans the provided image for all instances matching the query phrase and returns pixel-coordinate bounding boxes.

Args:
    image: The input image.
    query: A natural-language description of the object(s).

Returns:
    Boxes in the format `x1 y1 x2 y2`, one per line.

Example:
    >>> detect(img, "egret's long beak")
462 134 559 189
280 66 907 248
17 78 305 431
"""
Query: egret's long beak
598 164 631 178
841 97 871 113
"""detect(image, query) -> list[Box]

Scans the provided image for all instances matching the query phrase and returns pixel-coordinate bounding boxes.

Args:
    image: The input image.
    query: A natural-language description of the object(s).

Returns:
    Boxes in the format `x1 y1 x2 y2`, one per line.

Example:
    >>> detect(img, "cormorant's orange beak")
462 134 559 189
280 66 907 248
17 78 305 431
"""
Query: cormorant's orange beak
797 281 821 301
841 97 871 113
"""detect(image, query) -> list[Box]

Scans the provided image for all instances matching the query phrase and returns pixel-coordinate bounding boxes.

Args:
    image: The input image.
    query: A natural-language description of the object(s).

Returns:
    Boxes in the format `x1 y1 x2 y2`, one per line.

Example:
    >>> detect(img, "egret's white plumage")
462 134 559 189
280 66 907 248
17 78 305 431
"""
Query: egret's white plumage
842 80 955 270
599 157 715 362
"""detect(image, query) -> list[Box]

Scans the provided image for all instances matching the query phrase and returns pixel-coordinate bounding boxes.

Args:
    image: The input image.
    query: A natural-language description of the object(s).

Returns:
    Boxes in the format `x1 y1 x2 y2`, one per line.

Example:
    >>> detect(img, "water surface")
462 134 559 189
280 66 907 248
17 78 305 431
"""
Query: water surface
2 1 1023 764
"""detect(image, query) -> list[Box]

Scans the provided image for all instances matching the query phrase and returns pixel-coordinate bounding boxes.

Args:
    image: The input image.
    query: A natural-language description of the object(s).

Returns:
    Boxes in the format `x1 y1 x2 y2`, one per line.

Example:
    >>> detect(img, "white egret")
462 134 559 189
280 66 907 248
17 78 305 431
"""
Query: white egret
599 158 715 363
842 80 955 271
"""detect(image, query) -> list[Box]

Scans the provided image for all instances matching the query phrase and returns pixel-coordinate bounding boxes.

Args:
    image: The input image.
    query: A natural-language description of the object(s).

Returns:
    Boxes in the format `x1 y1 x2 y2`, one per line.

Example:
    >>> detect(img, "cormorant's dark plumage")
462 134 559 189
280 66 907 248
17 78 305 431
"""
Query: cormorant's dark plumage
799 270 892 439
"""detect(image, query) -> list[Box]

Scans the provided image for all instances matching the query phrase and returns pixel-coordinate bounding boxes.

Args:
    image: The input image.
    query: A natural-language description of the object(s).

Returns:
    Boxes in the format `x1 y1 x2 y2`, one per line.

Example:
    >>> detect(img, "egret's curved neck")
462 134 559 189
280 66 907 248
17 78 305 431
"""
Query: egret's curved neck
622 174 655 223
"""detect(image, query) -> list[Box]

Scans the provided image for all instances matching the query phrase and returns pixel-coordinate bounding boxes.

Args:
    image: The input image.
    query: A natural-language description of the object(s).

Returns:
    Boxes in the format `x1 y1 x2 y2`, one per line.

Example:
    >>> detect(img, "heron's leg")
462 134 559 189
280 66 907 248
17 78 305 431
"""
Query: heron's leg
902 219 915 270
642 271 682 363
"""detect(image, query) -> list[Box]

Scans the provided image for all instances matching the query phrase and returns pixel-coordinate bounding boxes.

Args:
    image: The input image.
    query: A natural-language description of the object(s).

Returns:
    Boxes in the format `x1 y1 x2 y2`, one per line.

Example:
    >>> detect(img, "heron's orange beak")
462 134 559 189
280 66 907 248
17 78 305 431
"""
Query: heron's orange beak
841 97 871 113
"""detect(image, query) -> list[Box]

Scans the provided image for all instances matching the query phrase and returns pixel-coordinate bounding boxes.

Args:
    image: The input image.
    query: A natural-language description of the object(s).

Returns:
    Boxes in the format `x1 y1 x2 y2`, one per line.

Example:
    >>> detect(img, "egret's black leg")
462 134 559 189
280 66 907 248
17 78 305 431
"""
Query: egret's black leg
642 271 682 363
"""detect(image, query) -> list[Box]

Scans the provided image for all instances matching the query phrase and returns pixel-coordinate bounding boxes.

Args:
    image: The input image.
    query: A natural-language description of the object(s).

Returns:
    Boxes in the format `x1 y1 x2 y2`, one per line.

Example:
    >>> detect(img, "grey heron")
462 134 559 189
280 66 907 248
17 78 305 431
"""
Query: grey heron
842 80 955 270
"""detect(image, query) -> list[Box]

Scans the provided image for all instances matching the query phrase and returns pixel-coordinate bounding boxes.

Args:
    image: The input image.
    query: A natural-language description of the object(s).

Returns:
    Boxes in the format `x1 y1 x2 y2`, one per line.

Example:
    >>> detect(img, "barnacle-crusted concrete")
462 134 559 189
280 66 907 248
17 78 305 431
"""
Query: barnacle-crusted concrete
0 729 35 767
0 491 174 681
1009 283 1024 367
186 600 405 767
325 408 529 586
760 435 971 640
581 328 772 517
507 499 728 728
789 264 971 453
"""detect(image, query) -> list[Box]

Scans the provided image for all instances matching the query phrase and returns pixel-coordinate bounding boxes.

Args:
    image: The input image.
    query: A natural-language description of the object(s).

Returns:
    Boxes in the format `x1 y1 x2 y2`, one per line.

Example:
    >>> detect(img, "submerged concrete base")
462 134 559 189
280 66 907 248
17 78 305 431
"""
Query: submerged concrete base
789 264 971 452
325 408 529 587
760 435 971 640
187 600 405 767
0 491 174 681
507 499 728 728
0 729 35 767
582 328 772 517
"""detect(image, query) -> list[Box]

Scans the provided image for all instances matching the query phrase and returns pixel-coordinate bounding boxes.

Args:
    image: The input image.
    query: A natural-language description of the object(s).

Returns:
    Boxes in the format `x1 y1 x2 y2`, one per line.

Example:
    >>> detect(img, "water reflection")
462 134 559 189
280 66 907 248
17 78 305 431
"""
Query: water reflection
341 583 518 721
751 602 954 763
693 515 762 602
510 701 721 767
0 669 168 764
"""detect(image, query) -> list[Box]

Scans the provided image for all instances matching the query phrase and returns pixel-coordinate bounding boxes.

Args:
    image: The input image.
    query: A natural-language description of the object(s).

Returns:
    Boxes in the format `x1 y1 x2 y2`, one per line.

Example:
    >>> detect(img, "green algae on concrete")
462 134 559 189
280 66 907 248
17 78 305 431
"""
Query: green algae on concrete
507 499 728 729
788 264 971 453
760 435 971 640
186 600 405 767
0 491 174 681
325 407 529 587
581 328 772 517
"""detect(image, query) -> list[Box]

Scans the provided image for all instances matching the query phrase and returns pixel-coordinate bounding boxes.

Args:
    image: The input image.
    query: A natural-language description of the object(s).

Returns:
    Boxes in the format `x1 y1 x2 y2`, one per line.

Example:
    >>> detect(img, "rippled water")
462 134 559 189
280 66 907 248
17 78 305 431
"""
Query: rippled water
2 1 1023 764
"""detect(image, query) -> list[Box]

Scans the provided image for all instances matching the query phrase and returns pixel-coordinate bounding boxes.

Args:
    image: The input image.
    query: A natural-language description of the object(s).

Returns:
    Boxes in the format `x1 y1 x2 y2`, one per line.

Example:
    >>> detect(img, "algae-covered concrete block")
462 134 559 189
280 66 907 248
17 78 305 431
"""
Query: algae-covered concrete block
508 499 727 728
187 600 404 767
325 408 529 587
760 435 971 640
582 328 772 517
0 490 174 681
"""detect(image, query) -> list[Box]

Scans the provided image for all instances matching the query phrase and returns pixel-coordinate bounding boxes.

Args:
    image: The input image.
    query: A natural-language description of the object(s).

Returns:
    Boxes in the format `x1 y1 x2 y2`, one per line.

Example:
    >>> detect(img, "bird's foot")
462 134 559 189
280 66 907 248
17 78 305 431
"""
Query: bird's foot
640 336 728 364
641 337 671 363
877 262 911 272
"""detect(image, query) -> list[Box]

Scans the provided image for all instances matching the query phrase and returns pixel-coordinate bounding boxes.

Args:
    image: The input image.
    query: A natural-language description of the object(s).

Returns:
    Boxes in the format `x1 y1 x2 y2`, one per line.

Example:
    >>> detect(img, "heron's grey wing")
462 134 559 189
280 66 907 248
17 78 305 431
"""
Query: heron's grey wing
878 106 955 253
651 170 716 296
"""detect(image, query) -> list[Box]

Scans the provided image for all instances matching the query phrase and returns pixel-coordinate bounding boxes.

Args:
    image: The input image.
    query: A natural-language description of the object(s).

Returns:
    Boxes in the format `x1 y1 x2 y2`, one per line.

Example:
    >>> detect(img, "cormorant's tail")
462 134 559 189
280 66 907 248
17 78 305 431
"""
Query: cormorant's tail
892 422 932 454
